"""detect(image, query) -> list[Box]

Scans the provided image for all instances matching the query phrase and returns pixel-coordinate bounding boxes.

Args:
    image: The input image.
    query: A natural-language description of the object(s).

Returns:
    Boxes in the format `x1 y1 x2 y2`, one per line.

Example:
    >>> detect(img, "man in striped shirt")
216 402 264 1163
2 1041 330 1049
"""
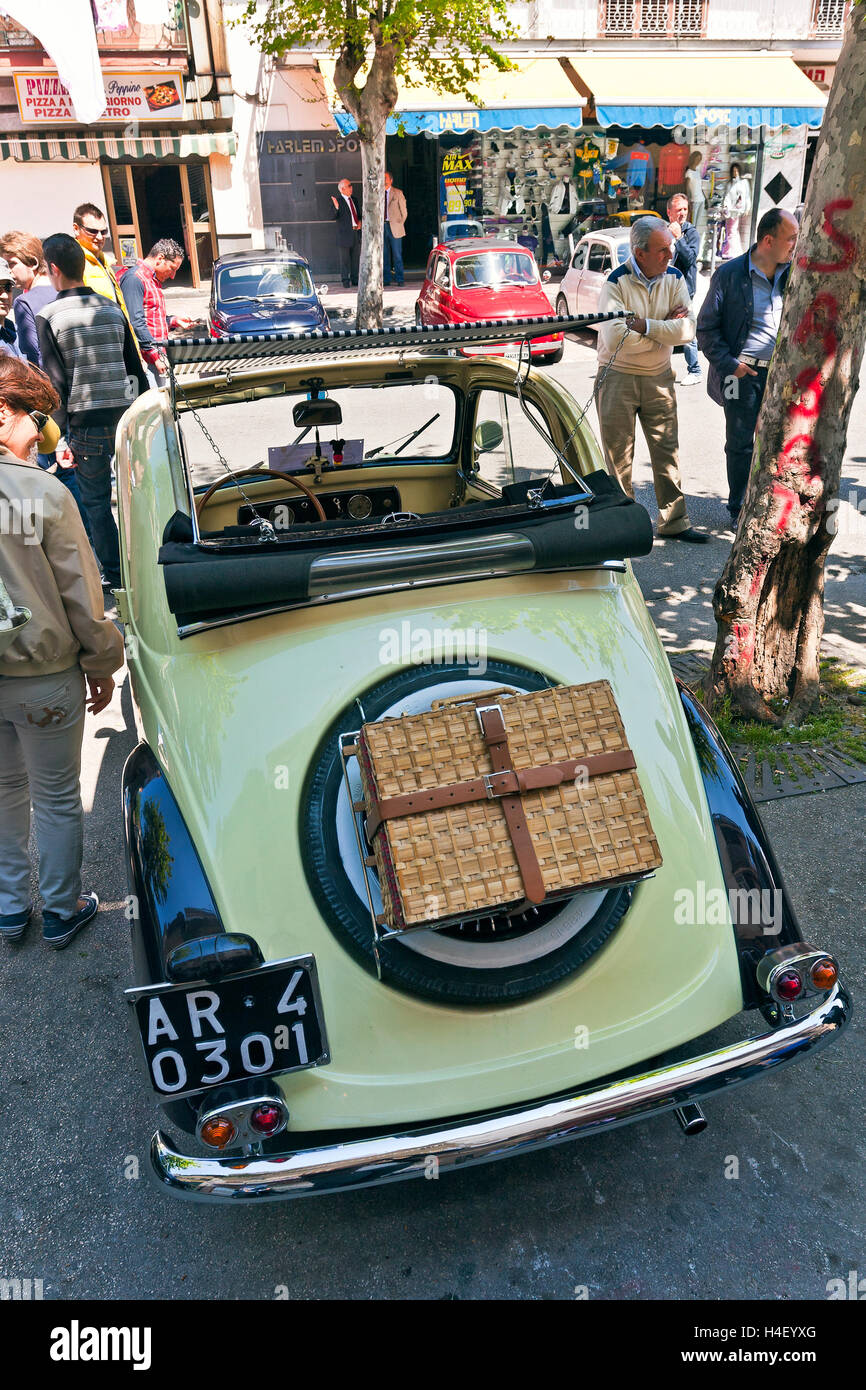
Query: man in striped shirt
37 234 147 594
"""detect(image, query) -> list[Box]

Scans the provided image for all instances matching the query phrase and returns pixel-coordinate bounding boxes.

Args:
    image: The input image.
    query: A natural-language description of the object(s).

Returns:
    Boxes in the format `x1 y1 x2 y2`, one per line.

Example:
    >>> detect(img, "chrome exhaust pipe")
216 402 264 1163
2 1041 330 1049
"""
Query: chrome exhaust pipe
674 1102 707 1135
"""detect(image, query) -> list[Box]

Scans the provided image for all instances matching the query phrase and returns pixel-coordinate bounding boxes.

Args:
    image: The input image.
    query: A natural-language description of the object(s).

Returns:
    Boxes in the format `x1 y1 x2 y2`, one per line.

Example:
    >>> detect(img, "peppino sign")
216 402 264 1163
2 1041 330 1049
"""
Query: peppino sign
14 70 185 123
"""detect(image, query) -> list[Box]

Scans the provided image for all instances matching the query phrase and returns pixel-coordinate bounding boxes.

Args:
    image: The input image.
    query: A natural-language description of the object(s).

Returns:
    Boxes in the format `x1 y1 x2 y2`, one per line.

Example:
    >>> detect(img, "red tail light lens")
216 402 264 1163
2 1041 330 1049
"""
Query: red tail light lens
250 1103 283 1136
775 970 803 1002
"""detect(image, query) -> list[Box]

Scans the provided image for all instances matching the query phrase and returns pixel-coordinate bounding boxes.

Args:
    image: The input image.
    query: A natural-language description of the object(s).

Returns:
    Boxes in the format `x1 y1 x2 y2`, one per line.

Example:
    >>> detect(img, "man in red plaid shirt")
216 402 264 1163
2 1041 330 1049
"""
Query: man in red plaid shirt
120 238 193 383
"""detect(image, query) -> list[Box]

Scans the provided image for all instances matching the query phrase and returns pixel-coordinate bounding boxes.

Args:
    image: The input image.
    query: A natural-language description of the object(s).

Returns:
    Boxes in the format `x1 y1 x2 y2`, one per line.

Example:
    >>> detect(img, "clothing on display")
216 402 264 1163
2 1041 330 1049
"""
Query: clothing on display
657 142 691 193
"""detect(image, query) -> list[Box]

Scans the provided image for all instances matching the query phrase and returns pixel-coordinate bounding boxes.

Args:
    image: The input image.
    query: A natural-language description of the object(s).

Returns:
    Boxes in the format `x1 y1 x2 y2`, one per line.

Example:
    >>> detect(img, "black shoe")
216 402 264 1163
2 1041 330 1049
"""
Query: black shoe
665 526 711 544
42 892 99 950
0 905 32 942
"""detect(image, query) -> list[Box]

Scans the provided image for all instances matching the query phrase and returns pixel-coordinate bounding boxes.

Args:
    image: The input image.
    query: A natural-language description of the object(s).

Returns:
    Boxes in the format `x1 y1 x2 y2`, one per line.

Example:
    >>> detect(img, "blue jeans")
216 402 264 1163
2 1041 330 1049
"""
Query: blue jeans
68 417 123 587
721 367 767 518
37 452 92 541
683 341 701 375
384 226 404 285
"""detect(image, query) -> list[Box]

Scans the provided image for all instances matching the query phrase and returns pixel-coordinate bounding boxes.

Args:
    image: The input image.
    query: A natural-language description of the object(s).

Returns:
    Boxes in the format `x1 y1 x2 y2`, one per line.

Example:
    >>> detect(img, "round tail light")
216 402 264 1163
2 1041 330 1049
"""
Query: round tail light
250 1103 283 1136
811 958 837 991
775 970 803 1002
201 1116 237 1149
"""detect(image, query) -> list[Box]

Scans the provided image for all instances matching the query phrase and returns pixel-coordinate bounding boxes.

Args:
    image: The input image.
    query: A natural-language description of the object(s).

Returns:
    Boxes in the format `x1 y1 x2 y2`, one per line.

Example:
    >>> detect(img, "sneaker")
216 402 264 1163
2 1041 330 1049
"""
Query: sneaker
678 373 703 386
42 892 99 950
0 905 32 942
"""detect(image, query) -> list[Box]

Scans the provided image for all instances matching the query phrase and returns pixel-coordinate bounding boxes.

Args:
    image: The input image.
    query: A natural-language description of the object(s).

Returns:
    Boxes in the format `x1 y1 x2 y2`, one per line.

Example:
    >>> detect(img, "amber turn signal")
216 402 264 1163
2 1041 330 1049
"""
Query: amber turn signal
201 1116 237 1149
810 958 837 991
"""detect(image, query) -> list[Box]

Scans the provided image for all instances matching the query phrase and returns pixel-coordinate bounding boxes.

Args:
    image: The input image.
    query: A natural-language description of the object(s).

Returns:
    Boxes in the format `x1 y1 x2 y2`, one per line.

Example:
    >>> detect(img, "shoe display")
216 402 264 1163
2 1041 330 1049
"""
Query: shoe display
0 905 32 942
42 892 99 950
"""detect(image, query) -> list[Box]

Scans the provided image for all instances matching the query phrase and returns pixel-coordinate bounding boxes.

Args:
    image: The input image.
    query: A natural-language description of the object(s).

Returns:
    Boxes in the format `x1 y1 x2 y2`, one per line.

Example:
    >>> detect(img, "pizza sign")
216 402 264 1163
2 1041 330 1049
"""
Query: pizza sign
14 71 185 123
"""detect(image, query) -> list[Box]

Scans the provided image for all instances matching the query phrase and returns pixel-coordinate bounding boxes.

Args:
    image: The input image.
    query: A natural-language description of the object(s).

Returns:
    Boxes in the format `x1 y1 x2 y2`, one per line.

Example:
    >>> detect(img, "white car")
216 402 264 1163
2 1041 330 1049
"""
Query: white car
554 228 631 326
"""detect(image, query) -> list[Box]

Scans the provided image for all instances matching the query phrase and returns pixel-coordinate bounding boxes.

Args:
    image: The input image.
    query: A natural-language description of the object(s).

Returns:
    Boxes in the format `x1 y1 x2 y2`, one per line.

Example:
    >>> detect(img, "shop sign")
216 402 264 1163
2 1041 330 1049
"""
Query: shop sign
261 134 360 155
797 63 835 91
14 70 185 123
437 111 480 132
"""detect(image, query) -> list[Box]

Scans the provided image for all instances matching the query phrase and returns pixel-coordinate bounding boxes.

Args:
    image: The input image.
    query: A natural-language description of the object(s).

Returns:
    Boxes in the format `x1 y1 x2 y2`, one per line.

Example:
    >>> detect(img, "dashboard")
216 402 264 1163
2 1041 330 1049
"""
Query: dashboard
237 485 402 528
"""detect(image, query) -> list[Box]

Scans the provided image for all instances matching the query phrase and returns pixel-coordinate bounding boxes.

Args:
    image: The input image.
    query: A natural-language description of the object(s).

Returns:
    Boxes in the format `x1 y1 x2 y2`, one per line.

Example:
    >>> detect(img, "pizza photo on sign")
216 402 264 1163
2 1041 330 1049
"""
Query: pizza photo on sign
144 82 181 112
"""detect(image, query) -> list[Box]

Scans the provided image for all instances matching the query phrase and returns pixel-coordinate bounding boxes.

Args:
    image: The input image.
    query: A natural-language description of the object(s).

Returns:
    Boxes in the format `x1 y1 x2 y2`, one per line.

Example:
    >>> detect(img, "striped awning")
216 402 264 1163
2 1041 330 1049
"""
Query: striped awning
0 129 237 161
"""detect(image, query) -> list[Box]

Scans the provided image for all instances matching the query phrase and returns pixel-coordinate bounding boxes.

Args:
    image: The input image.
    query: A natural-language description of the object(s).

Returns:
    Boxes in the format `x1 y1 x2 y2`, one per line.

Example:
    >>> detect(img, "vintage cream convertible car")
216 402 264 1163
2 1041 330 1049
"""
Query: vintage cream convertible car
116 317 849 1202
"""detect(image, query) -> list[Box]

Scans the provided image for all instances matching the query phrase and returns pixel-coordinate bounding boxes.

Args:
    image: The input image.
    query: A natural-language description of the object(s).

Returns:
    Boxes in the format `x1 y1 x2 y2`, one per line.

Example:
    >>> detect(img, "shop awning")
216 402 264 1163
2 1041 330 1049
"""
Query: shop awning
319 57 586 135
0 129 237 161
565 52 827 129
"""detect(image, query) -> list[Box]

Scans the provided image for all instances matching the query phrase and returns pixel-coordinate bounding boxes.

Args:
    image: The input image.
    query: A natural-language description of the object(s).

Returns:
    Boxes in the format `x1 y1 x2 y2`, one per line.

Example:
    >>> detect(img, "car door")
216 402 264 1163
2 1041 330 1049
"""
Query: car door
426 253 452 323
560 242 588 315
578 240 614 316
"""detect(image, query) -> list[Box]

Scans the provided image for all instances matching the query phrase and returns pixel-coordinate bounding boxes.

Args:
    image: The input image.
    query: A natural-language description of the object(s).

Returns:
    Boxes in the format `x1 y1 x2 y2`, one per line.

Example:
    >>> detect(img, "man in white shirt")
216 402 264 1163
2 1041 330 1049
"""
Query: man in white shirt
595 218 709 543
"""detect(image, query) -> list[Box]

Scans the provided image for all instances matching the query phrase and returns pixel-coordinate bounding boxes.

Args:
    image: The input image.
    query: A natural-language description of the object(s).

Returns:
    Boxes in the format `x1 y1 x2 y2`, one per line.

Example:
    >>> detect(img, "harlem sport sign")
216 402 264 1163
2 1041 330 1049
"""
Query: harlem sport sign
14 70 185 123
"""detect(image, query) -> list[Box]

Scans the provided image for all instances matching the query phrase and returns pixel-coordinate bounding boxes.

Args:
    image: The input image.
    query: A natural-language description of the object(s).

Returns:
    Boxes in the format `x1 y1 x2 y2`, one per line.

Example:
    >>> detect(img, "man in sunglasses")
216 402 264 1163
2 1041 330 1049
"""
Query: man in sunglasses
72 203 140 358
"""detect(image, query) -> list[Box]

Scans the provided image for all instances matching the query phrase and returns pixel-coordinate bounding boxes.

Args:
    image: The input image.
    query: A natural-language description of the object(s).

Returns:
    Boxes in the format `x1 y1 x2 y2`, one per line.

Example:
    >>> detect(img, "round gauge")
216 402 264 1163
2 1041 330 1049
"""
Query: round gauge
347 493 373 520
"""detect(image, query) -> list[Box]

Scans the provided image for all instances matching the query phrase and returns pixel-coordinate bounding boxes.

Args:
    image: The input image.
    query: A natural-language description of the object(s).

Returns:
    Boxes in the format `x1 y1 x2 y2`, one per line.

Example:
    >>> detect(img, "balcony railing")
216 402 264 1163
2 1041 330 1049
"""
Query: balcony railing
598 0 706 35
810 0 849 35
0 2 187 54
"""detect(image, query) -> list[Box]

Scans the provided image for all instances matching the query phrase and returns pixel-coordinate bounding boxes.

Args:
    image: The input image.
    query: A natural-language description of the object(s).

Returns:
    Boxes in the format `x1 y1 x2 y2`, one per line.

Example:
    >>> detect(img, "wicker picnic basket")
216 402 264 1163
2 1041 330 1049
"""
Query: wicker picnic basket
354 680 661 936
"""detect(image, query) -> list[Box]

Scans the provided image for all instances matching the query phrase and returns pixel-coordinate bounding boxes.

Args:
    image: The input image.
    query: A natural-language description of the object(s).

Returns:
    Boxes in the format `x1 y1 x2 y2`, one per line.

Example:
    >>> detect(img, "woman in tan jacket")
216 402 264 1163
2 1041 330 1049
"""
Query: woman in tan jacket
0 357 124 947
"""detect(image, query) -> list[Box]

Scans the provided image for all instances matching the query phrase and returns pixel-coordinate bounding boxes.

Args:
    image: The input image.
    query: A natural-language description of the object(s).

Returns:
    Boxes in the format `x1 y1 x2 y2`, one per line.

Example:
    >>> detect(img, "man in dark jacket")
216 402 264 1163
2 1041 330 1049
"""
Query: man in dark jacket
330 179 362 288
697 208 798 522
37 233 147 593
667 194 701 385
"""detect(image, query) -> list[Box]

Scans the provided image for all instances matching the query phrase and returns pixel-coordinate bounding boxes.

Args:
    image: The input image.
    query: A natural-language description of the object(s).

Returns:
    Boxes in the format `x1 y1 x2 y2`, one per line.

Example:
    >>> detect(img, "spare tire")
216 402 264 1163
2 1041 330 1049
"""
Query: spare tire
301 661 631 1005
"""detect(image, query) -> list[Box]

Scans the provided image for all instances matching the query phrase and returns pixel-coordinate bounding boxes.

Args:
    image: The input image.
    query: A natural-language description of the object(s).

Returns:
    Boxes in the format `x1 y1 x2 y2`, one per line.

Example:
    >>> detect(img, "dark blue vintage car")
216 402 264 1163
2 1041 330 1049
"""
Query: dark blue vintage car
208 250 330 338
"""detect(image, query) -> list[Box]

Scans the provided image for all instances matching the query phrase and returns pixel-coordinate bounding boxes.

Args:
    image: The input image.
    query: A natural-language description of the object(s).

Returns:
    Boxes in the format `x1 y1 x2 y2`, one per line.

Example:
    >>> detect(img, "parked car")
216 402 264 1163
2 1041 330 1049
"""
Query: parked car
208 250 329 338
416 238 563 364
555 227 632 323
115 317 849 1202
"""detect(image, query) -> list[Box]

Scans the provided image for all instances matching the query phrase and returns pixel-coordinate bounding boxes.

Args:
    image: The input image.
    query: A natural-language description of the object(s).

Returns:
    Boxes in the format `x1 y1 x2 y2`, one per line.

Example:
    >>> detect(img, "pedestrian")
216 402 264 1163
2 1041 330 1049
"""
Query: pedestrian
595 217 709 544
684 151 706 233
383 172 408 288
696 208 798 525
71 202 140 350
37 233 147 595
120 237 193 385
721 164 752 259
0 355 124 947
666 194 702 386
330 179 362 288
0 232 56 365
0 238 89 523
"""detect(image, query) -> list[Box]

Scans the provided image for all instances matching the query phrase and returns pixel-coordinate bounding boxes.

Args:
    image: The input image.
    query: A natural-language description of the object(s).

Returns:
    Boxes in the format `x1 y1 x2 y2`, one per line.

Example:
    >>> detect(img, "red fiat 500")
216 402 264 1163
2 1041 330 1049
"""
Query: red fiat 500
415 238 564 365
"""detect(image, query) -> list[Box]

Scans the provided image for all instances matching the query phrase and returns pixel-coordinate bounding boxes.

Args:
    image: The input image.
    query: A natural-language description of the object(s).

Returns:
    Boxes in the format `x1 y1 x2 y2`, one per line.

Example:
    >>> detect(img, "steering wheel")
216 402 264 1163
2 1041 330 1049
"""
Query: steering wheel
195 467 327 522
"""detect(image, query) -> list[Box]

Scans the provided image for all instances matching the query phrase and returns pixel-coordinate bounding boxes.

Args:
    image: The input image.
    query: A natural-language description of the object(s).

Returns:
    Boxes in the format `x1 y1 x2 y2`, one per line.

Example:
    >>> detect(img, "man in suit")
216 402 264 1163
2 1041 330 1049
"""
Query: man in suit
383 171 408 287
330 179 362 288
667 194 702 386
697 208 797 523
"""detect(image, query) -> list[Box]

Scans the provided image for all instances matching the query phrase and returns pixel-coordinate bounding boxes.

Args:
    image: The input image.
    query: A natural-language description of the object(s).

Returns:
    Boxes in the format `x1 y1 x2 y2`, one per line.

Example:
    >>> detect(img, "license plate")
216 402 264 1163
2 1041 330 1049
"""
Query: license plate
126 956 329 1100
502 344 522 359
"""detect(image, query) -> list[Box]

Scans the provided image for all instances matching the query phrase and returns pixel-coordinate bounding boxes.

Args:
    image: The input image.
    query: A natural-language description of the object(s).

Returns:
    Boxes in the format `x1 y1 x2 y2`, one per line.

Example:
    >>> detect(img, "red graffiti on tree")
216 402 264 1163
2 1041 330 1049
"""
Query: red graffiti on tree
796 199 855 273
772 291 840 491
792 291 840 356
772 482 798 532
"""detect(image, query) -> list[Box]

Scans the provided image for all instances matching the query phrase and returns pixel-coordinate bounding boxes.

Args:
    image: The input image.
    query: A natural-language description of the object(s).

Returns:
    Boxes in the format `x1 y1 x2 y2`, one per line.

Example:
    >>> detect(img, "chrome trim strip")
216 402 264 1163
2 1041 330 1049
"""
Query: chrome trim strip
148 982 849 1202
175 562 627 639
308 533 535 595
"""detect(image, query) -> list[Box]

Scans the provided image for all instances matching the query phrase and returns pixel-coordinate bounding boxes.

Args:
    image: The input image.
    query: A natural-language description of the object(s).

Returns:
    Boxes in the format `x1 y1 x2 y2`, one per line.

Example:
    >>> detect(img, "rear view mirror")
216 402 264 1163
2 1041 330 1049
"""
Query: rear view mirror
474 420 504 454
292 397 343 427
318 284 329 296
542 270 551 282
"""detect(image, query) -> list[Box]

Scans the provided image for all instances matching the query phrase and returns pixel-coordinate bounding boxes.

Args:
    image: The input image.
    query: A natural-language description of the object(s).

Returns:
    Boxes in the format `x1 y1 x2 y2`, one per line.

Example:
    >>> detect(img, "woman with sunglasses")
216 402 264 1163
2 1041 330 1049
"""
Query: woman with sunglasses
0 356 123 948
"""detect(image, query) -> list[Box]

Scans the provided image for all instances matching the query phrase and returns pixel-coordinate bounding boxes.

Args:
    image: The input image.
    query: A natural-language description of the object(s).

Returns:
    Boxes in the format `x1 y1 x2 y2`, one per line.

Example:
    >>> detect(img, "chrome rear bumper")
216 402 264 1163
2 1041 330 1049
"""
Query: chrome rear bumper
149 983 850 1202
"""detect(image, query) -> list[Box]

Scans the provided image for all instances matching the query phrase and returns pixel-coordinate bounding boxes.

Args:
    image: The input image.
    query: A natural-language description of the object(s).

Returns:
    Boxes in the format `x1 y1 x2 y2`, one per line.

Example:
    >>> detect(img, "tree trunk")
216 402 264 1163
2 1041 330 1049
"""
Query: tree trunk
334 42 397 330
708 5 866 725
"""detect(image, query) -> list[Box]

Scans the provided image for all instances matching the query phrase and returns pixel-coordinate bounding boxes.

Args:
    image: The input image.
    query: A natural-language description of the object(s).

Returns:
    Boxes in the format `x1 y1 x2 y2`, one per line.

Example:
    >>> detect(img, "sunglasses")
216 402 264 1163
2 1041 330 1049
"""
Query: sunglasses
29 410 49 430
80 225 107 238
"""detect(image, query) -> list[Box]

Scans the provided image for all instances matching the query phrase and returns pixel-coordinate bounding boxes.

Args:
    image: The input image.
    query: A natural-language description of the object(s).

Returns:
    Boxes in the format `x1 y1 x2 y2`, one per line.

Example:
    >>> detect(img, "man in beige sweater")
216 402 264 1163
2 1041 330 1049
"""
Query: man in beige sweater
595 218 709 543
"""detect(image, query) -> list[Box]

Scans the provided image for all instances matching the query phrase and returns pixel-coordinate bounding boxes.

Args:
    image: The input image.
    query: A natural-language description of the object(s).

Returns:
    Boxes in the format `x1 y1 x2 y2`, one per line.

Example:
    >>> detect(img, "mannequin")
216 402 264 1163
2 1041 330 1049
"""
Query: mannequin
548 176 579 216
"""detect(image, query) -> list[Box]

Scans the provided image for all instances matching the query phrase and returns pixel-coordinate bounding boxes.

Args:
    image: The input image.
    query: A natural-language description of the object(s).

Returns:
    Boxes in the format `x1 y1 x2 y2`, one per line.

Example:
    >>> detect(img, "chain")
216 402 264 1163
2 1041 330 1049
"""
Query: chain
175 377 277 540
526 317 634 499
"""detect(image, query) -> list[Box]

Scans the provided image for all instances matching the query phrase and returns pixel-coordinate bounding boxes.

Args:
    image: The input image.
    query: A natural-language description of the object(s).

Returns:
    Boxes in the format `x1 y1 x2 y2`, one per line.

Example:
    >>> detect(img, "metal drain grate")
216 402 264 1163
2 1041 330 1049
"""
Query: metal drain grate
666 650 866 802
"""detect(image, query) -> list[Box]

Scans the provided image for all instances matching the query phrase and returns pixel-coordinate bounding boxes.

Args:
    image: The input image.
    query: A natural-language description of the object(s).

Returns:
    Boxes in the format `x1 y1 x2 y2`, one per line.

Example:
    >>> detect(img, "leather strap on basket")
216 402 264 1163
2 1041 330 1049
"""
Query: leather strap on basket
364 747 636 838
478 704 546 905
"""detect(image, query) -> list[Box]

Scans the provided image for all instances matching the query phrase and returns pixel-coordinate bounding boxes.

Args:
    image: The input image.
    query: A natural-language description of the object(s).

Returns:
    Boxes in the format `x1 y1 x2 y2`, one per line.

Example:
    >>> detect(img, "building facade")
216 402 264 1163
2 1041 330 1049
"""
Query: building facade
0 0 238 286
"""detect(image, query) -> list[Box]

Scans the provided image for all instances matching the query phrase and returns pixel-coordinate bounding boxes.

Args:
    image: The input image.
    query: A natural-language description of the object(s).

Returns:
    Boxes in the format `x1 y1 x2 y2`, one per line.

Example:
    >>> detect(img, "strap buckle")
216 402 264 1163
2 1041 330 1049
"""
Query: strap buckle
476 702 503 734
482 773 498 798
